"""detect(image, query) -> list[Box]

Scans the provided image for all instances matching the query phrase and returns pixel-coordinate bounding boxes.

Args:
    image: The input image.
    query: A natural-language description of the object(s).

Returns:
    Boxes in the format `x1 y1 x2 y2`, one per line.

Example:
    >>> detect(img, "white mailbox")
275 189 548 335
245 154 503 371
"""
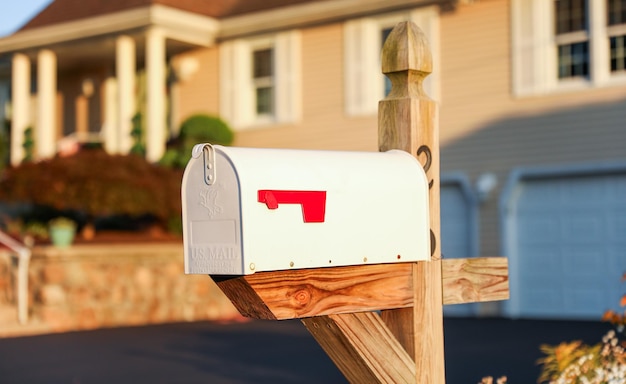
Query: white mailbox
182 144 430 275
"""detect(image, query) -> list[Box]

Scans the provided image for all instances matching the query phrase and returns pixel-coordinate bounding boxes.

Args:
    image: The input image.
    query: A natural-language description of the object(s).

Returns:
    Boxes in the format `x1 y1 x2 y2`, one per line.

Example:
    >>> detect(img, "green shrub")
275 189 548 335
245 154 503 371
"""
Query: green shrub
130 112 146 157
22 127 34 163
180 114 234 146
160 114 234 168
0 118 9 171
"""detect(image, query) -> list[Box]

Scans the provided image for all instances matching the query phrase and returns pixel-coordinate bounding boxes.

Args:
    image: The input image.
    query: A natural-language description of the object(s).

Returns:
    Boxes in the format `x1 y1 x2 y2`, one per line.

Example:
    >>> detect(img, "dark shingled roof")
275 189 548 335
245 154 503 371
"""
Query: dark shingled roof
20 0 330 31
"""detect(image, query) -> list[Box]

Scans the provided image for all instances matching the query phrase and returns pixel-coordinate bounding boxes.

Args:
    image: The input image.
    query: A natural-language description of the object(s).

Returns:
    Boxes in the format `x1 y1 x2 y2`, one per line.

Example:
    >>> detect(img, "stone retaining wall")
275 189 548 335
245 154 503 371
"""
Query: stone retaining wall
0 243 240 333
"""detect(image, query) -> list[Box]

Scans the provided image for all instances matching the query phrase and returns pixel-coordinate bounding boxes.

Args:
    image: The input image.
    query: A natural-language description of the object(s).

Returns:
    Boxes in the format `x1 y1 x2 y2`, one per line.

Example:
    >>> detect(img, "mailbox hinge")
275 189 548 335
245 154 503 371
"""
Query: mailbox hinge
204 144 216 185
192 143 217 185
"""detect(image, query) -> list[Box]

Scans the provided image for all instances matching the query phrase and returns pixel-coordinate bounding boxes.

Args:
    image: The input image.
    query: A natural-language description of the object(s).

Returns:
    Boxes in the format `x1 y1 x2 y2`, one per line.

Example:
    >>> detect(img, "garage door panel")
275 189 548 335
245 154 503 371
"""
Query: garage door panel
563 248 605 278
507 172 626 320
521 289 561 315
608 177 626 197
517 216 559 244
561 179 606 205
444 222 469 242
441 179 477 317
521 248 561 277
608 249 626 271
561 213 604 243
608 215 626 243
518 183 559 205
565 289 604 315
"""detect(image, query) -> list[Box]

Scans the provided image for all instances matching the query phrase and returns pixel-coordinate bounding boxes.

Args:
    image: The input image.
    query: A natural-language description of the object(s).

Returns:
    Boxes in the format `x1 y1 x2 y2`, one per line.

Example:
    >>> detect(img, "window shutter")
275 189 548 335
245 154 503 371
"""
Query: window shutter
219 41 236 126
511 0 552 96
344 18 378 116
220 39 253 129
275 30 302 124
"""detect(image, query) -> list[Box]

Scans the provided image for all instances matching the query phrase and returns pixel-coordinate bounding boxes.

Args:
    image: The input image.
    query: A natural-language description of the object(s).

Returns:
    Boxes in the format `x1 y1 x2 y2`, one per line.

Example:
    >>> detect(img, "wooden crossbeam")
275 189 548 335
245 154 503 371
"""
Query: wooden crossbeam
214 257 509 320
442 257 509 305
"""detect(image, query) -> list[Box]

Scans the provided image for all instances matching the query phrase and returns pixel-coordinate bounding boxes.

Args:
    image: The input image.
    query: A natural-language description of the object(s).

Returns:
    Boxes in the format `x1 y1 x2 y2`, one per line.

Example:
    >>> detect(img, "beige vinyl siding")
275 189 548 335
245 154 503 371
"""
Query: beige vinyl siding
172 48 221 128
440 0 626 256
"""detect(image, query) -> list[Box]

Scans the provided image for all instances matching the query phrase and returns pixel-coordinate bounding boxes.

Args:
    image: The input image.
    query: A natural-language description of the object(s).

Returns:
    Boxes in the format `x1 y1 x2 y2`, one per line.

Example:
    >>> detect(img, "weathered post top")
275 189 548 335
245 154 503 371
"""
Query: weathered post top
379 22 438 164
381 21 432 83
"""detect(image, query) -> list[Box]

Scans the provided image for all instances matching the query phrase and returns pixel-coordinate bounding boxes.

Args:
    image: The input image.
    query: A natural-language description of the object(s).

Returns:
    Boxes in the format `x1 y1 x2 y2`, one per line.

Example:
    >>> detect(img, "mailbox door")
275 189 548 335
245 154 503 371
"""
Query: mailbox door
182 145 244 274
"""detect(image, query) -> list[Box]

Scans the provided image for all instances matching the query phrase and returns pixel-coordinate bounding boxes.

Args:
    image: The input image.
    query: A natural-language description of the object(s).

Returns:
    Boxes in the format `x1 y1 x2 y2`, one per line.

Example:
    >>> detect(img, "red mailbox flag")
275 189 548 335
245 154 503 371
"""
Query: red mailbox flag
258 190 327 223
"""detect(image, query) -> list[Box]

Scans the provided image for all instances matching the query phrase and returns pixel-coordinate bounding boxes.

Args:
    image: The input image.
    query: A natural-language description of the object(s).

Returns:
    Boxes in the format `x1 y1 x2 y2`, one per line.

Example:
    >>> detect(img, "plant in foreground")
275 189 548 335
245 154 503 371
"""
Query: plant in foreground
603 273 626 336
537 273 626 383
479 376 507 384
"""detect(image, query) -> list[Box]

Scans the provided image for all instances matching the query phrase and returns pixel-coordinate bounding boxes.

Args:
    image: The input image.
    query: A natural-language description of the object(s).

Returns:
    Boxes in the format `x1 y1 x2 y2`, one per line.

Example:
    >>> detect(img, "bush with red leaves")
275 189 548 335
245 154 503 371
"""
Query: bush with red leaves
0 149 183 228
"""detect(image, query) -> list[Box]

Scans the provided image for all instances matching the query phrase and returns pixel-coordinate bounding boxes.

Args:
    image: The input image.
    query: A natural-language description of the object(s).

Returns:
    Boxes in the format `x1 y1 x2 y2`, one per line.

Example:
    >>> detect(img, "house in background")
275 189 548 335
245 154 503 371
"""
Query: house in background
0 0 625 321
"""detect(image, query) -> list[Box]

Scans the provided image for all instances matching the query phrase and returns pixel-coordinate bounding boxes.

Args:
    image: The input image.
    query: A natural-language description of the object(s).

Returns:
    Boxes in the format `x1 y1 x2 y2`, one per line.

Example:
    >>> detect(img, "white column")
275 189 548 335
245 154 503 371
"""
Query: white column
102 77 118 153
116 35 136 154
10 54 30 165
146 27 166 162
36 49 57 160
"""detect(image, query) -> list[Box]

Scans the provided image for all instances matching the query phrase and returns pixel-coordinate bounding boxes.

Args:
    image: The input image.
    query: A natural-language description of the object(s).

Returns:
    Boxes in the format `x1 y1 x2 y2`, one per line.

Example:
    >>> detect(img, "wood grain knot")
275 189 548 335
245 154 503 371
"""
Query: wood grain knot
293 289 311 306
458 278 479 301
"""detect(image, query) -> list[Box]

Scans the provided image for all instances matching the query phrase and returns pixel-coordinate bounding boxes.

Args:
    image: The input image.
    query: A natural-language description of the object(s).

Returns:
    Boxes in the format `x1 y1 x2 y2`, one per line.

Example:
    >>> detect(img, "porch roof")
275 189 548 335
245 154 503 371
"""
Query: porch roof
19 0 330 31
0 0 445 71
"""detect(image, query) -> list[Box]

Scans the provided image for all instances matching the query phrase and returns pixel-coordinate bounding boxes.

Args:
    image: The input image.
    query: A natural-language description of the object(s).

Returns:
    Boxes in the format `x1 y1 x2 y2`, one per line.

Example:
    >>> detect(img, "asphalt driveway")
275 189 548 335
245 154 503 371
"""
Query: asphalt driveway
0 317 612 383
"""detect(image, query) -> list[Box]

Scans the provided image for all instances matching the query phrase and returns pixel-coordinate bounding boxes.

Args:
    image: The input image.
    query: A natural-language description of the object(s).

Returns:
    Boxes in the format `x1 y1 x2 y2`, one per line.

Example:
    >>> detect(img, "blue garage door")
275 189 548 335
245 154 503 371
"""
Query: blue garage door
441 176 478 317
504 172 626 319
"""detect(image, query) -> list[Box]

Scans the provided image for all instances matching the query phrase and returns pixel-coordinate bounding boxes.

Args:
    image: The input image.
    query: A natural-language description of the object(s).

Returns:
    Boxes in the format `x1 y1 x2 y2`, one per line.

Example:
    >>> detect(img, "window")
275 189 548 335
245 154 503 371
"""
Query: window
555 0 589 79
344 6 440 116
252 47 274 117
608 0 626 72
220 31 301 129
512 0 626 96
610 35 626 71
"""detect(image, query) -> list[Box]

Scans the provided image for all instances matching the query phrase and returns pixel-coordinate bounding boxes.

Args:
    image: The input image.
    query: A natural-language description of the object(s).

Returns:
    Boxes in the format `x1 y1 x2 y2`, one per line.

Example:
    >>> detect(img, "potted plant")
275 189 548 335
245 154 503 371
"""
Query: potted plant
48 217 76 247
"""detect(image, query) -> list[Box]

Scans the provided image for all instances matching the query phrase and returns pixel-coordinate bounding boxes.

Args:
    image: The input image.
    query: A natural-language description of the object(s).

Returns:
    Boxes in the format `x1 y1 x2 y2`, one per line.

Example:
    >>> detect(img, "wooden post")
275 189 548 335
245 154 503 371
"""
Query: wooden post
203 20 510 384
378 22 445 382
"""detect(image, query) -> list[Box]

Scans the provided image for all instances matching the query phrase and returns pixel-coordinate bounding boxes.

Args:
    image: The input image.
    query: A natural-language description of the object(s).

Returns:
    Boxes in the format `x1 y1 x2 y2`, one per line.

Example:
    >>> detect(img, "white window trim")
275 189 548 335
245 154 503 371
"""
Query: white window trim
344 6 441 117
220 31 302 130
511 0 626 97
